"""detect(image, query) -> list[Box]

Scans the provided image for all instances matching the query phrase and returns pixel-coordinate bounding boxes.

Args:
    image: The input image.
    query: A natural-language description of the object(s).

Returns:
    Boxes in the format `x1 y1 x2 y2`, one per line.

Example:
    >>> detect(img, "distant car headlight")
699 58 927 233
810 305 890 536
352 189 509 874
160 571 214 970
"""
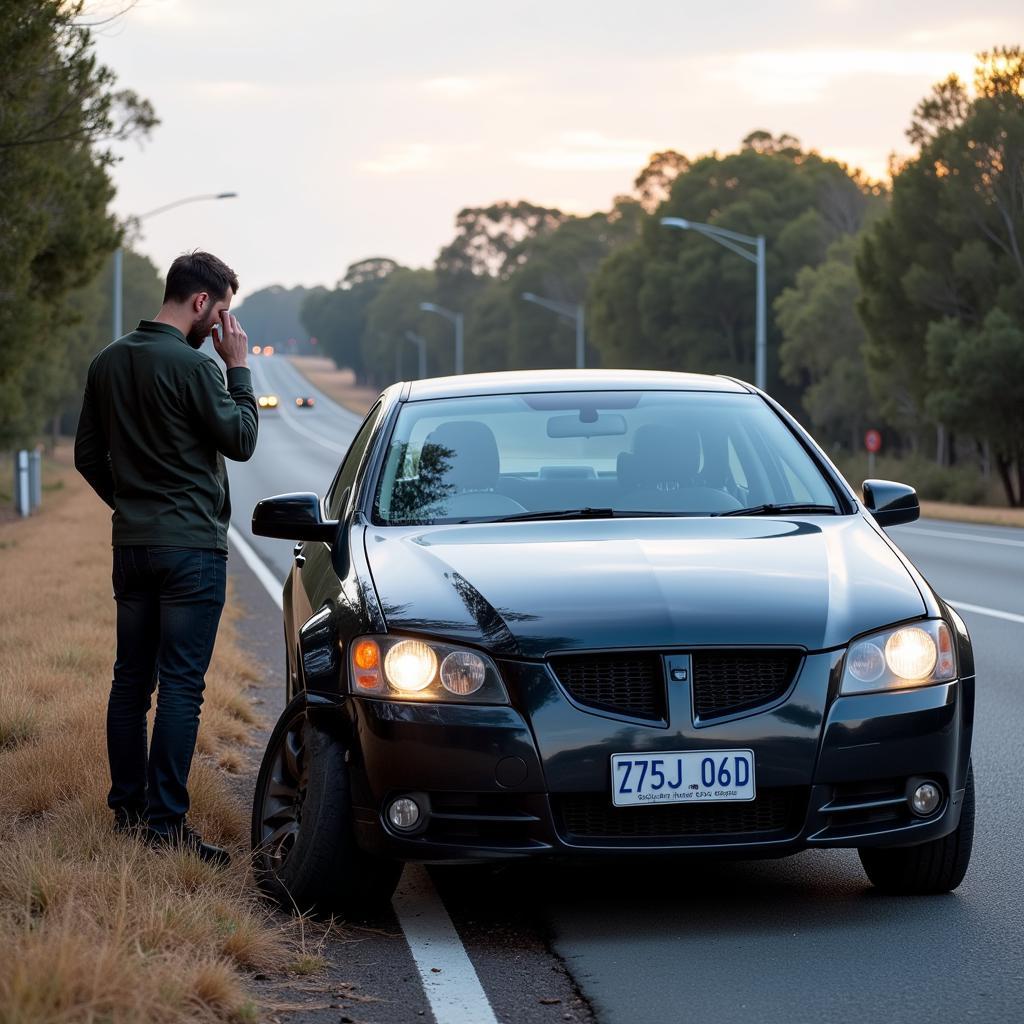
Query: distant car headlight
841 619 955 695
349 635 508 704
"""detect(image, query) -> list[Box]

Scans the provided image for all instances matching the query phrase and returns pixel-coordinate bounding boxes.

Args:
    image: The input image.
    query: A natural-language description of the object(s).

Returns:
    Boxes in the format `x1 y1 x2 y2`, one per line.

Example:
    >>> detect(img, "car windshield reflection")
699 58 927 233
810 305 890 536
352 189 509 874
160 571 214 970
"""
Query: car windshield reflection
373 391 841 525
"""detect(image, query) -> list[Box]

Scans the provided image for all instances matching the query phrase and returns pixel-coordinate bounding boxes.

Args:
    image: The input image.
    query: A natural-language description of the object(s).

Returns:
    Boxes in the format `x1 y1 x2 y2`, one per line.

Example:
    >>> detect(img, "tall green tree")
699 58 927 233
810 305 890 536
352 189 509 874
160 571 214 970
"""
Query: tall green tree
361 269 449 386
857 48 1024 465
589 133 876 399
776 234 876 451
462 199 643 371
234 284 322 352
301 258 400 382
0 1 156 447
926 310 1024 505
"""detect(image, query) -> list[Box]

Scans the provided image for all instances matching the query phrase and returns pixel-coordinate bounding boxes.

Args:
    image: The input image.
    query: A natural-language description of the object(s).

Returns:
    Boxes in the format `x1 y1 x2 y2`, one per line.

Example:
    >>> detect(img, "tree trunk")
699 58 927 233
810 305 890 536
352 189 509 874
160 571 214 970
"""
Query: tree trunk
995 454 1018 507
935 422 946 466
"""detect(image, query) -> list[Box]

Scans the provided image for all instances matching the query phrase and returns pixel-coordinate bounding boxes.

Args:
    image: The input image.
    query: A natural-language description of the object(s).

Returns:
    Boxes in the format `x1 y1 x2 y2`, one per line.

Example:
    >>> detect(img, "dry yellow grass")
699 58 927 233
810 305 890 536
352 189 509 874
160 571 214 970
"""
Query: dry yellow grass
0 448 296 1023
286 356 379 417
918 500 1024 529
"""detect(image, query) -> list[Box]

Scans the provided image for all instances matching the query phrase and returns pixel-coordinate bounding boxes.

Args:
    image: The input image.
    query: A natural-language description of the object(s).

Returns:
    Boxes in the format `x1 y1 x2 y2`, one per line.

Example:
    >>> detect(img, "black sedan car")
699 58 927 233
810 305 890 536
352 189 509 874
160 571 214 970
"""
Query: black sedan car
251 370 974 914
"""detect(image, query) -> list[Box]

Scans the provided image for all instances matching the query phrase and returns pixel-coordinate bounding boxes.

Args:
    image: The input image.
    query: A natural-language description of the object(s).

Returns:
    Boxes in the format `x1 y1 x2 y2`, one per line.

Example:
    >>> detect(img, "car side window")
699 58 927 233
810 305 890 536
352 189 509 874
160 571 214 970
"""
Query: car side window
326 403 382 519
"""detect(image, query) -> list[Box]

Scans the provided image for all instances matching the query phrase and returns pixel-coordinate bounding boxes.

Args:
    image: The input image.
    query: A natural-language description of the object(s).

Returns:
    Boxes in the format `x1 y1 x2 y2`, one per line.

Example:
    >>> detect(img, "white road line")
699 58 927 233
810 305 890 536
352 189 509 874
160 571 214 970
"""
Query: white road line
393 866 500 1024
899 526 1024 549
275 401 351 454
228 526 284 610
226 523 498 1024
951 600 1024 625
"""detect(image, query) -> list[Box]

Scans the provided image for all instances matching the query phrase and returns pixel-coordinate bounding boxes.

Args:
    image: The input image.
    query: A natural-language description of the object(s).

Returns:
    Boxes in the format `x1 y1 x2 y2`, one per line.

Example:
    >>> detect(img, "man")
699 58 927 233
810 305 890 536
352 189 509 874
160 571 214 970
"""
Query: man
75 250 258 865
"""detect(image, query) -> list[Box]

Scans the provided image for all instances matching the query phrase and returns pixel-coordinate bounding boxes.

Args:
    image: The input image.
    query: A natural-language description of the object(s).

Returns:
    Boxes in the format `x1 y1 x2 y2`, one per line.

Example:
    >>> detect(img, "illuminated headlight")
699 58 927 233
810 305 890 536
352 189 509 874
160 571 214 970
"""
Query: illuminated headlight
348 635 508 704
841 620 956 695
384 640 437 692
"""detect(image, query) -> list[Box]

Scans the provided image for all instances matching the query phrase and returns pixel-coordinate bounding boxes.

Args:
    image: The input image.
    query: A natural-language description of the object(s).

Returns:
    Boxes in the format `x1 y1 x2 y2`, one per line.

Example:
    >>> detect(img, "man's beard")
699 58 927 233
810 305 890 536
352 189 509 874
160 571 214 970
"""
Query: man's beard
186 313 217 349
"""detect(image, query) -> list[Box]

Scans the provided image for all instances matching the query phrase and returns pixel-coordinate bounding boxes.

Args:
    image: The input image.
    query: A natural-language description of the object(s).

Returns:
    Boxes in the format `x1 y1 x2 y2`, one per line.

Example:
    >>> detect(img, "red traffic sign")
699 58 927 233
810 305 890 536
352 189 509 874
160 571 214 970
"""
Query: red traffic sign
864 429 882 454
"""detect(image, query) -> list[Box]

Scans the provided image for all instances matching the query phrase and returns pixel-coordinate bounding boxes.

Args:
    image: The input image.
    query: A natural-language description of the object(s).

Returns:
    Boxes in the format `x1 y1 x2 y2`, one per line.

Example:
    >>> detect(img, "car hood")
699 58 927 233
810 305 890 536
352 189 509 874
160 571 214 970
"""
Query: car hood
362 516 926 658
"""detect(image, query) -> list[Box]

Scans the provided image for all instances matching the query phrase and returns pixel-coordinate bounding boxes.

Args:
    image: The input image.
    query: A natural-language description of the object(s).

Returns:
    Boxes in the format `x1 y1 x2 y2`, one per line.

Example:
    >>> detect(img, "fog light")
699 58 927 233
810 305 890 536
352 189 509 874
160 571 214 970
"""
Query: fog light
387 797 421 831
910 782 942 817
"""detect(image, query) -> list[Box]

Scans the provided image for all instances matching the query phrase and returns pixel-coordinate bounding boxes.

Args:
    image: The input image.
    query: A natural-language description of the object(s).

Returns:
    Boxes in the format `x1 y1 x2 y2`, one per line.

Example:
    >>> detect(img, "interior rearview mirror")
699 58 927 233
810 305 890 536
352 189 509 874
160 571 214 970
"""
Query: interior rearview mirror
251 492 339 542
547 413 627 438
862 479 919 528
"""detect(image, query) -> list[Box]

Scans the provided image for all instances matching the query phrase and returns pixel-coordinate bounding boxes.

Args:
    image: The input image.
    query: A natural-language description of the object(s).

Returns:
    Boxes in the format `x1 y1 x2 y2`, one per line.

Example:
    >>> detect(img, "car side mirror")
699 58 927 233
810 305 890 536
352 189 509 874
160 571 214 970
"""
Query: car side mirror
251 492 339 542
862 479 919 527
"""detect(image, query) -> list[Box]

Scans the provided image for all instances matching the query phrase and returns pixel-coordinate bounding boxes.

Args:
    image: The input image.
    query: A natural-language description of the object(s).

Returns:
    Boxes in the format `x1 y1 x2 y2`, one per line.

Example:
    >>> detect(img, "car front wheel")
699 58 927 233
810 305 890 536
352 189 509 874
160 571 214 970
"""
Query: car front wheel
858 763 975 895
251 696 402 916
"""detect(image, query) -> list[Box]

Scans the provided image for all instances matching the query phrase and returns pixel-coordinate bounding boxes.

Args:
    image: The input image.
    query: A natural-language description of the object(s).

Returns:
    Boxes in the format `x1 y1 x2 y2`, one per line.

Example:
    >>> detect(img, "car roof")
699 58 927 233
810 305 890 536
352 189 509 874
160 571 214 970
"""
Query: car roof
404 369 752 402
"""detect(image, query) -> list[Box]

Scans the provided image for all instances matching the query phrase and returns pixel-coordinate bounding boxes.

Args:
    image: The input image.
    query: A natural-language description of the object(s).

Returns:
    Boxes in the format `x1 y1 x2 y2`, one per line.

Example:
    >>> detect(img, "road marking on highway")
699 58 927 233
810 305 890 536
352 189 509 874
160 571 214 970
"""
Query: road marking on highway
899 526 1024 549
951 601 1024 625
228 526 284 610
393 866 500 1024
251 356 358 454
279 404 350 454
226 524 499 1024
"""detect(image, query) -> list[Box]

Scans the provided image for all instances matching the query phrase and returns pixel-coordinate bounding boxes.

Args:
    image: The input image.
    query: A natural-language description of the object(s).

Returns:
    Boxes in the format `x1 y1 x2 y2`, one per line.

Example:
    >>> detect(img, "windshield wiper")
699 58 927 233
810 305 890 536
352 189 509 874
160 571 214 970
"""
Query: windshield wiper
486 507 666 523
714 502 838 517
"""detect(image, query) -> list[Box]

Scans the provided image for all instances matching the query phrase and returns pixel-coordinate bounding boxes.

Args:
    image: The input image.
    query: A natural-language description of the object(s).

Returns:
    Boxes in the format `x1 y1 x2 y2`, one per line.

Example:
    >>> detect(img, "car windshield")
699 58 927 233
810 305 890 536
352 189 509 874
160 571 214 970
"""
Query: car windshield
372 390 840 525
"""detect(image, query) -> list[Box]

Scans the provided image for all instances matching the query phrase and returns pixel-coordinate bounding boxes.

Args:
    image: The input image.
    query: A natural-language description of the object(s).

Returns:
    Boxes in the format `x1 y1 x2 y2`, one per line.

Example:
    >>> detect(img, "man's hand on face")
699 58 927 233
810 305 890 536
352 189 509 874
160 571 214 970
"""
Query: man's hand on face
213 312 248 369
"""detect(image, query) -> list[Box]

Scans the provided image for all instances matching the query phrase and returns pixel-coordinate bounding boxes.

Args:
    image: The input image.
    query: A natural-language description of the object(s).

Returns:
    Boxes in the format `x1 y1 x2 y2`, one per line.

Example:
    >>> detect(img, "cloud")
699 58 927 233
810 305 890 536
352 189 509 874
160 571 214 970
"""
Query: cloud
187 80 275 101
516 131 660 172
694 48 977 105
355 142 482 175
419 76 486 99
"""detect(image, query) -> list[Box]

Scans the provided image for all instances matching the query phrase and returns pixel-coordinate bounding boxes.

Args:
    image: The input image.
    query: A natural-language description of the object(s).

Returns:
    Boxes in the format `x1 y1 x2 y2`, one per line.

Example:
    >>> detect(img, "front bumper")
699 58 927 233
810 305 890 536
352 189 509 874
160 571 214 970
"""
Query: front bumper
345 652 974 862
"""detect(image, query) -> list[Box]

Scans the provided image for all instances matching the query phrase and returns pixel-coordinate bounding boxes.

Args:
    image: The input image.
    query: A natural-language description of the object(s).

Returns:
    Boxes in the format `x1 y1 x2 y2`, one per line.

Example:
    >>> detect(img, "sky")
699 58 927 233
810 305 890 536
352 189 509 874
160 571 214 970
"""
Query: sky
89 0 1022 300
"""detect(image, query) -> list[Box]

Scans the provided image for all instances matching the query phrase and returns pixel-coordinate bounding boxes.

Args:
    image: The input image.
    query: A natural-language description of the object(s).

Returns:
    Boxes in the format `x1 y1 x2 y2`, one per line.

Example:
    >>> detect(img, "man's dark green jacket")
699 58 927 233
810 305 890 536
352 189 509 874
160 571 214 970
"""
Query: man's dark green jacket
74 320 259 552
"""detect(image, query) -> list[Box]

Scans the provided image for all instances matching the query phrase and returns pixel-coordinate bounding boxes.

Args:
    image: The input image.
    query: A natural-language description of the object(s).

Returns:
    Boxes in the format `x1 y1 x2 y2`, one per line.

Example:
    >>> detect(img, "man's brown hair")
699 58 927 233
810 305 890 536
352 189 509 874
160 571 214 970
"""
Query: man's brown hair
163 251 239 304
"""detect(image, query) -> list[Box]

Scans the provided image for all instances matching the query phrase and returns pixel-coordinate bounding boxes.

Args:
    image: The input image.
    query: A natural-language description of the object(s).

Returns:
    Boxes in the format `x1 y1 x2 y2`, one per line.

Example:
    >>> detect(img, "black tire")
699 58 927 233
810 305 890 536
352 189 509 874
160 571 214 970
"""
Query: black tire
858 763 975 895
251 697 402 916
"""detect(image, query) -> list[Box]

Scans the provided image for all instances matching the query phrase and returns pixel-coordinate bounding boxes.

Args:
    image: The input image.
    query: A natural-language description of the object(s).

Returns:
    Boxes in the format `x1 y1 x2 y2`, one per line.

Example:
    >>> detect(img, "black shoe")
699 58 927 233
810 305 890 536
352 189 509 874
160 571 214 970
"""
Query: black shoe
112 808 146 834
144 822 231 867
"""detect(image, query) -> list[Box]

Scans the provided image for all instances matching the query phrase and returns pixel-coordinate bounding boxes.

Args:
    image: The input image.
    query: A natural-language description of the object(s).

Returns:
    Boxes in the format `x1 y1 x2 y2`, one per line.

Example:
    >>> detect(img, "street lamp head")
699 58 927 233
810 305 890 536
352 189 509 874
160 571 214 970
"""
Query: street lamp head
419 302 437 313
522 292 538 302
215 192 238 200
660 216 691 230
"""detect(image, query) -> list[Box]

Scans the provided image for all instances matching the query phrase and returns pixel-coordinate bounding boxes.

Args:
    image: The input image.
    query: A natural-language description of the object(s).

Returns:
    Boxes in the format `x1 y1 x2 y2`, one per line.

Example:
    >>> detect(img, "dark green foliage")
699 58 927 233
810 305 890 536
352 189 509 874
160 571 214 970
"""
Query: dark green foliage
857 47 1024 503
0 0 156 447
588 133 878 399
301 258 401 383
776 235 876 451
234 285 323 353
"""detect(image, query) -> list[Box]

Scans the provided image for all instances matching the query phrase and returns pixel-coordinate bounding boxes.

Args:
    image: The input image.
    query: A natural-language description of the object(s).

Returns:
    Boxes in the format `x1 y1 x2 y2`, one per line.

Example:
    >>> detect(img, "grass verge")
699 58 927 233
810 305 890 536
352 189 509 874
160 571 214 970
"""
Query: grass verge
286 356 379 417
917 500 1024 529
0 447 289 1023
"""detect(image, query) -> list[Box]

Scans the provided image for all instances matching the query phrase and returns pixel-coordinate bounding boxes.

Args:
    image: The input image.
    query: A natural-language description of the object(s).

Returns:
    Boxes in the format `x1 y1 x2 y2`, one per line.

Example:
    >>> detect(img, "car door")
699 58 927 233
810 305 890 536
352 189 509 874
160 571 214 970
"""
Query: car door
290 403 383 689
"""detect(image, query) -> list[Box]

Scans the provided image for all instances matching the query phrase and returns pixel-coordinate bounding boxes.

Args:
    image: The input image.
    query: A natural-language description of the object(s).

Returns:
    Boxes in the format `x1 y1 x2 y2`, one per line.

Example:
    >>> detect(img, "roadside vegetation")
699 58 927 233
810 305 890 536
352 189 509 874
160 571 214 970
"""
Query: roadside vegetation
292 48 1023 509
0 450 287 1023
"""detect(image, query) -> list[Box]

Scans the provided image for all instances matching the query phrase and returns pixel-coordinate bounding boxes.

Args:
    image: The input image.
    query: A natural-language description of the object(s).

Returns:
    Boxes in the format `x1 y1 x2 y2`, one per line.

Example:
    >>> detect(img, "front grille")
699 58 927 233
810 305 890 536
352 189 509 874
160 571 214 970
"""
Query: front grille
692 650 799 719
556 788 802 841
549 653 665 721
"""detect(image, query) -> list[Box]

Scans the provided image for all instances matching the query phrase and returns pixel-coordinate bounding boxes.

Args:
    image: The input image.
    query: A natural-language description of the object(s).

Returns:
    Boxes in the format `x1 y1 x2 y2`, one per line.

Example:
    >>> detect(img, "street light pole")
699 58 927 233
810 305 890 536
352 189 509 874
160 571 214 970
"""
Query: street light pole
660 216 767 392
113 191 238 341
521 292 586 368
405 331 427 379
418 302 463 374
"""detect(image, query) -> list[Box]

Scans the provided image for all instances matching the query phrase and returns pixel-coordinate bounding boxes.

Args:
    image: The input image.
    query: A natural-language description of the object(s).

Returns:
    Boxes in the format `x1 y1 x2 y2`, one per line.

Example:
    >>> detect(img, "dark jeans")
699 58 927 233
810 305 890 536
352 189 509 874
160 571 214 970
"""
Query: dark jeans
108 545 226 831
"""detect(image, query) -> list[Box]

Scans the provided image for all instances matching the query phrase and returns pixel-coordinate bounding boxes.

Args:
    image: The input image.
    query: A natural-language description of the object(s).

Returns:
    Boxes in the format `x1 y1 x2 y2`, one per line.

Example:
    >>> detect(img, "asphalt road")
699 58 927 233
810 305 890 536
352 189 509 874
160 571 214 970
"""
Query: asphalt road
229 355 1024 1024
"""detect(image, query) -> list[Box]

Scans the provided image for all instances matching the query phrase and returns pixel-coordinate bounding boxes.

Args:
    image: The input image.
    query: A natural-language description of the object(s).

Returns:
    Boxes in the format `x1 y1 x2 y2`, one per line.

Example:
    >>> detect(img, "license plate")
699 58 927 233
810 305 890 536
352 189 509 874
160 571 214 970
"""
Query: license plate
610 749 756 807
